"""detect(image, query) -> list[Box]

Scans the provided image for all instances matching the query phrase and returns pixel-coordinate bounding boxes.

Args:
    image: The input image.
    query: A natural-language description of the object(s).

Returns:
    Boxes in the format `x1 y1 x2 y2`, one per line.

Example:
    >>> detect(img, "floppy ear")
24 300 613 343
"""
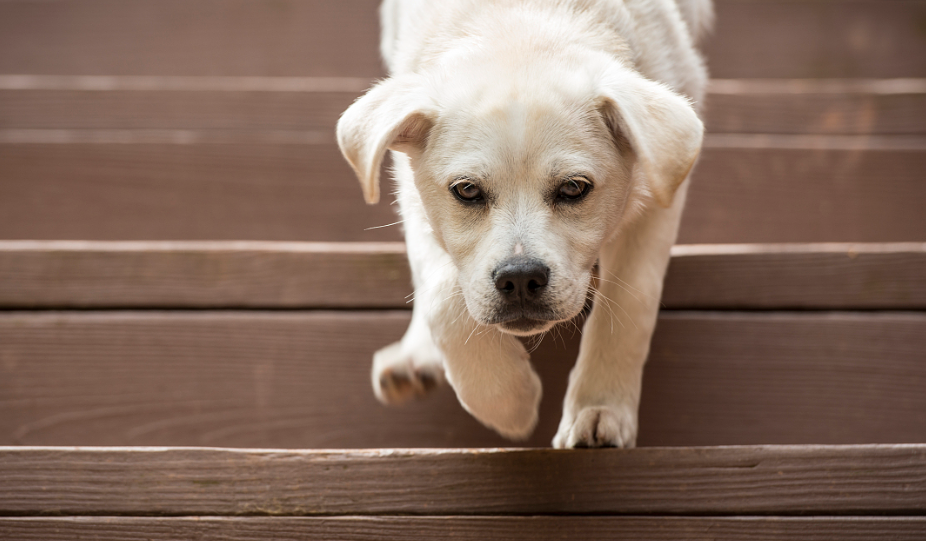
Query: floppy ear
336 76 436 204
598 68 704 208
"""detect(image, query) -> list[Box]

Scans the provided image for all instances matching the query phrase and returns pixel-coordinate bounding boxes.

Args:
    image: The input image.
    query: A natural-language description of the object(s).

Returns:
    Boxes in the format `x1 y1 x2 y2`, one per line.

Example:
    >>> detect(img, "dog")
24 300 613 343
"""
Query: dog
337 0 711 448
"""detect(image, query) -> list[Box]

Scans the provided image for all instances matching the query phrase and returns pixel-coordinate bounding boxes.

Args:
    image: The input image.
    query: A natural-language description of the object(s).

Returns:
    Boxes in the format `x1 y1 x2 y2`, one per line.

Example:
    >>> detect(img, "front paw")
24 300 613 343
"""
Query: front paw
372 341 444 405
553 404 637 449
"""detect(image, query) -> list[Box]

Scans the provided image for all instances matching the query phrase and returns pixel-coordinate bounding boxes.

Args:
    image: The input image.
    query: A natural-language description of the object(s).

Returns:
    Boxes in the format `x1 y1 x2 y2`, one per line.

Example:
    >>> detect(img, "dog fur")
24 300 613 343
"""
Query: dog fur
337 0 711 448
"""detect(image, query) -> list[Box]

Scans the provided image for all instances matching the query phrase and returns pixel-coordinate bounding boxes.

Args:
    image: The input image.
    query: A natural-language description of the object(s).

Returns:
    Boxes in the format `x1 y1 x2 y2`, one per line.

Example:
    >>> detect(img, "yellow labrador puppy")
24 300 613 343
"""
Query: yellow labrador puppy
338 0 711 448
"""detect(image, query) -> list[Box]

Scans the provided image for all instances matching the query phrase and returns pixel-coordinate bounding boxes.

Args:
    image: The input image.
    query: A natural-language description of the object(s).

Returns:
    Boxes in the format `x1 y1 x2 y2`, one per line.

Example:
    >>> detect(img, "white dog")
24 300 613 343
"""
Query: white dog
337 0 711 448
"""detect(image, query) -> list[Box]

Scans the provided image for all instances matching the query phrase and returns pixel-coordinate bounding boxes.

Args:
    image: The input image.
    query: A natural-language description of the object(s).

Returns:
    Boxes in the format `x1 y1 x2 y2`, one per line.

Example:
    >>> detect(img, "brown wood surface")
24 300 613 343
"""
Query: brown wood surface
0 0 385 78
1 0 924 79
1 445 924 515
0 241 411 309
4 78 924 135
703 0 926 79
678 139 926 244
1 139 923 243
1 242 924 310
1 311 924 448
706 79 926 135
0 142 400 242
2 517 925 540
0 87 361 132
662 243 926 309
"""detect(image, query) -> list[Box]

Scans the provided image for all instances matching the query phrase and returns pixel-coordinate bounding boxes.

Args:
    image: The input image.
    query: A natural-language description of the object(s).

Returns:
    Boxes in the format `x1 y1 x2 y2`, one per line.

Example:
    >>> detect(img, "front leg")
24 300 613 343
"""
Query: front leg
427 262 543 440
554 189 687 448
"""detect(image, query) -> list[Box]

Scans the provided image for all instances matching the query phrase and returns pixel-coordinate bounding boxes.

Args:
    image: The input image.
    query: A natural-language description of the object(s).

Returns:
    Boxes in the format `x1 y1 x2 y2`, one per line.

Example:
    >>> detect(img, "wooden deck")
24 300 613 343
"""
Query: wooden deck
2 0 925 538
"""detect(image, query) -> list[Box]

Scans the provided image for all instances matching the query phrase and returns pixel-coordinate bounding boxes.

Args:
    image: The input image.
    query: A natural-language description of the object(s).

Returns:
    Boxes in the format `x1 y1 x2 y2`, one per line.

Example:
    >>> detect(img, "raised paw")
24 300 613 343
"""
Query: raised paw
372 341 445 405
553 405 637 449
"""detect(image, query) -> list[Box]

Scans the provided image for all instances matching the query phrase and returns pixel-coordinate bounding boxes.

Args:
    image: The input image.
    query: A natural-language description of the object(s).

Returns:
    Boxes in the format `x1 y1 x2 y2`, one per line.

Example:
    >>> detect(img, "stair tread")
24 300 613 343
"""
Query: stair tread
1 241 923 309
3 310 924 448
1 445 923 516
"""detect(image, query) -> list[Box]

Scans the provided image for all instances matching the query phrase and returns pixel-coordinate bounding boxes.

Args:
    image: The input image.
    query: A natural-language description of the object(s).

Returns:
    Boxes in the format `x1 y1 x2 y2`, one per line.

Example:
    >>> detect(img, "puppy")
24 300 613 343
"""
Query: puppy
337 0 711 448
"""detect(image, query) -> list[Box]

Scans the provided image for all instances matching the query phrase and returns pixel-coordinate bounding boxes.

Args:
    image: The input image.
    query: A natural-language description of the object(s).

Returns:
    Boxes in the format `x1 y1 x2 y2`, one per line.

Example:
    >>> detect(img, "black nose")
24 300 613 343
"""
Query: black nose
493 258 550 301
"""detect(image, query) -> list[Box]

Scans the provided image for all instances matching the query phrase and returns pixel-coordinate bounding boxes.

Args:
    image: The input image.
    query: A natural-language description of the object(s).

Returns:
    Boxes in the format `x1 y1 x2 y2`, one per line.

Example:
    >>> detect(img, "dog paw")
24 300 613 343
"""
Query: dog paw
479 368 542 441
372 341 445 405
552 405 637 449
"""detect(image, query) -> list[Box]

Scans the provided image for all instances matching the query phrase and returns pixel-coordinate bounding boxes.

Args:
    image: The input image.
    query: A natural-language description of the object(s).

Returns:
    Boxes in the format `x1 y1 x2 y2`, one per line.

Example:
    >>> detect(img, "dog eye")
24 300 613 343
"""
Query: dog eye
558 178 591 201
451 182 484 202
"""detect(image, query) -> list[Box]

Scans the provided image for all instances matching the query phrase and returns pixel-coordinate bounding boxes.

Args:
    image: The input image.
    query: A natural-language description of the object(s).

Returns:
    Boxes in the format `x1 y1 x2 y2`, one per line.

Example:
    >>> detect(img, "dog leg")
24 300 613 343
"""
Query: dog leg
372 306 445 405
400 226 541 439
429 278 543 440
371 175 448 405
553 188 687 448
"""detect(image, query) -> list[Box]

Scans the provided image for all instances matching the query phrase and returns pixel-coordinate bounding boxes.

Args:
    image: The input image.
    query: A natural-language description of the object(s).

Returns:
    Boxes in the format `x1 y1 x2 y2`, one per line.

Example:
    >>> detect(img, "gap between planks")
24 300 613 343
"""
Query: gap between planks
2 516 926 541
3 130 926 148
3 75 924 94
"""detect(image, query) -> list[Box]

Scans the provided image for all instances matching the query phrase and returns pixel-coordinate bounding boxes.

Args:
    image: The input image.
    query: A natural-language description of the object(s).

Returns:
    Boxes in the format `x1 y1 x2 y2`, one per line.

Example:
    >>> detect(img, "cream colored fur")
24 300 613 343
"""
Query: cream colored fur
338 0 711 446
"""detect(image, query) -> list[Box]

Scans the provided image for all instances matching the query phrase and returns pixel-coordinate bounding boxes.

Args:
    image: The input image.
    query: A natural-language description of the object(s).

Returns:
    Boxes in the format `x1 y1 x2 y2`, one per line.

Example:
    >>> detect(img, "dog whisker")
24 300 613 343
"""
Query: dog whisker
604 270 665 307
590 285 624 333
364 220 405 230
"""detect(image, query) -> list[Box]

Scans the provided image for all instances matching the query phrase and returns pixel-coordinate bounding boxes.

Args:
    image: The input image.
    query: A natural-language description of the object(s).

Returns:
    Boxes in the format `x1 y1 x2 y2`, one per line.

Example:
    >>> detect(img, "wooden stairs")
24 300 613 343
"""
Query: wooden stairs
1 0 925 538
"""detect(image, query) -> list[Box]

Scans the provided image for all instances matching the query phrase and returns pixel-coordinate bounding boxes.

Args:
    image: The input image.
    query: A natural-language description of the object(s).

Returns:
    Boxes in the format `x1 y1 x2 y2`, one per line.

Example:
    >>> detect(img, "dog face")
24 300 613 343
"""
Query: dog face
412 77 630 335
338 54 702 336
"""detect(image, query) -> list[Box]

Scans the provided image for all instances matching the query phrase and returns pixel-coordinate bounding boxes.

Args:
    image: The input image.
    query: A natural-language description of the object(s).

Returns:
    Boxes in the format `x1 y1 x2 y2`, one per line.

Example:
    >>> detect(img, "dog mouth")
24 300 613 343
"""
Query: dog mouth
498 317 552 335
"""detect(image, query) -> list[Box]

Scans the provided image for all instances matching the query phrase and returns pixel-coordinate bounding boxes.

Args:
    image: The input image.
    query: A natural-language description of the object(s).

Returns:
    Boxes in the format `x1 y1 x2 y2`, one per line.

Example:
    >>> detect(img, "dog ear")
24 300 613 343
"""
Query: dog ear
598 68 703 208
336 76 436 205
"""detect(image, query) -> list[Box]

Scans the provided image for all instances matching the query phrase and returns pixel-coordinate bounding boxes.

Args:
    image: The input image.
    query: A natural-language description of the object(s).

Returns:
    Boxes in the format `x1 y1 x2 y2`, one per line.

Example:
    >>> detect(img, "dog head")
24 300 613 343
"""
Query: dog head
338 52 702 336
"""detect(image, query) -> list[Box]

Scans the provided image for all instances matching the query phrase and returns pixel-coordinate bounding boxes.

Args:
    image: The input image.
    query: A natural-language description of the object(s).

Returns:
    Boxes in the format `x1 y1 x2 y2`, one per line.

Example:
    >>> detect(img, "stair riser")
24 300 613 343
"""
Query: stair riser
2 311 924 448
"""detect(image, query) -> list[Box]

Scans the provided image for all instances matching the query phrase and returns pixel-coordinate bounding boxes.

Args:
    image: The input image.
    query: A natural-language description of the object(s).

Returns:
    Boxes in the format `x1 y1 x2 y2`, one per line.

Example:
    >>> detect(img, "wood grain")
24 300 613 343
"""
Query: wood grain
1 140 923 243
0 241 411 309
0 0 385 78
678 141 926 244
1 242 924 309
703 0 926 79
0 445 923 515
1 0 924 79
1 312 924 448
2 517 925 540
4 79 924 135
706 79 926 135
662 243 926 309
0 142 401 242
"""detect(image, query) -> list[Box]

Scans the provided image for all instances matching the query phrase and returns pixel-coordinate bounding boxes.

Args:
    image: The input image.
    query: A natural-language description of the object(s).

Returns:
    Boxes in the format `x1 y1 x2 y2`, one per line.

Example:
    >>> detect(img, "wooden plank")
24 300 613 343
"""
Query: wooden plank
703 0 926 79
678 139 926 243
4 78 925 135
1 139 923 243
0 142 401 242
662 243 926 309
0 88 360 132
0 241 412 309
2 517 926 540
1 242 924 310
1 312 924 448
706 79 926 135
0 445 923 515
0 0 385 78
1 1 924 79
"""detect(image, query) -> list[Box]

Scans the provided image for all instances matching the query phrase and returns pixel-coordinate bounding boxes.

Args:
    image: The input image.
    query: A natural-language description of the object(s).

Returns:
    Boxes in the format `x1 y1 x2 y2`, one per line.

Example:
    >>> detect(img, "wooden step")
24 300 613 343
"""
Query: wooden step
0 446 924 539
1 137 923 243
3 77 925 135
1 242 924 309
2 310 924 448
2 445 924 515
1 242 924 448
1 0 924 78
